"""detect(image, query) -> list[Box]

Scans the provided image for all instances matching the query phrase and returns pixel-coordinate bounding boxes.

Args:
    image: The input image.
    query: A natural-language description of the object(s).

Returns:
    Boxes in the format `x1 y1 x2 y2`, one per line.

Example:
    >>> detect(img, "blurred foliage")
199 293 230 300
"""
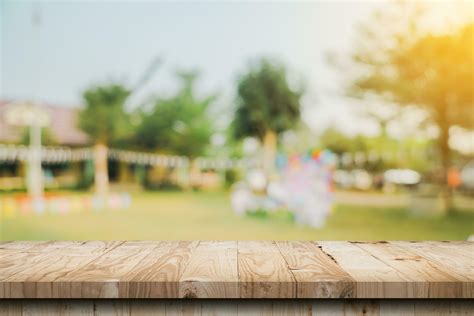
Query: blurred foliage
232 58 302 141
319 127 436 172
224 168 240 189
319 127 366 155
21 127 57 146
280 122 317 154
349 2 473 209
133 72 216 157
79 84 132 146
75 160 94 190
350 6 473 162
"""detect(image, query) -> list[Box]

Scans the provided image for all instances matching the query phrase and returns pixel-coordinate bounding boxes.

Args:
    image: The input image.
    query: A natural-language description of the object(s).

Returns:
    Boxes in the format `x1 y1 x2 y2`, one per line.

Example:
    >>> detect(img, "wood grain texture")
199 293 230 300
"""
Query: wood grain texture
392 241 474 280
311 300 344 315
0 241 122 298
67 241 173 298
121 241 198 298
354 241 470 298
344 300 379 316
0 299 472 315
379 300 415 316
179 241 238 298
317 241 412 298
0 241 472 299
238 241 296 298
276 241 354 298
21 300 94 316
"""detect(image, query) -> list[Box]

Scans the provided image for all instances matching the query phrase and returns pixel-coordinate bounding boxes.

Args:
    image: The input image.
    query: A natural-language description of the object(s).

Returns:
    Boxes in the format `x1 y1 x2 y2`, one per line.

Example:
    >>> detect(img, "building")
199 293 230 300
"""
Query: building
0 100 89 146
0 100 90 191
0 100 226 192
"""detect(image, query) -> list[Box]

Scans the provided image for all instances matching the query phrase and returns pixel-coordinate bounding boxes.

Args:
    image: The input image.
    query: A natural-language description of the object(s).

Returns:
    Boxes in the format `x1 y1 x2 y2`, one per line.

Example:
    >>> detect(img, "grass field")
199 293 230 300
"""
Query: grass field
1 191 473 240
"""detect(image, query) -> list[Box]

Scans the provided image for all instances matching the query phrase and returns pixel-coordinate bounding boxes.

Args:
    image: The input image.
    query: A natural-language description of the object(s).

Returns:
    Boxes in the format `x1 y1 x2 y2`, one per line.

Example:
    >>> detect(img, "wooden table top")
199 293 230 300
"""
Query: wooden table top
0 241 472 299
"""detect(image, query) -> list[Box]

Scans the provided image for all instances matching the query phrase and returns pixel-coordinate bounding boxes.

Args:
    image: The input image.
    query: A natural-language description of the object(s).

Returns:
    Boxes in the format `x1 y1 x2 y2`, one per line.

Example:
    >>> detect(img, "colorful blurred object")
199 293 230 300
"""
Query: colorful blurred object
231 149 336 228
0 193 132 218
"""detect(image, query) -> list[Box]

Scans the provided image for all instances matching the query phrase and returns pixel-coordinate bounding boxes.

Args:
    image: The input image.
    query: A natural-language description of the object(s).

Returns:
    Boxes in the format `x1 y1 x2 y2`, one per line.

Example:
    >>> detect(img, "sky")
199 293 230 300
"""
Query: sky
1 0 472 141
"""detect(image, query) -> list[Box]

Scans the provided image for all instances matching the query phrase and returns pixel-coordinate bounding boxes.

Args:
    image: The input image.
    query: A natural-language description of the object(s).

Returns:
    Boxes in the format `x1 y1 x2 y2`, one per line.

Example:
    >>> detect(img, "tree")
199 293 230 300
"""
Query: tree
134 72 215 157
79 84 131 196
319 127 361 156
233 59 302 173
348 4 473 211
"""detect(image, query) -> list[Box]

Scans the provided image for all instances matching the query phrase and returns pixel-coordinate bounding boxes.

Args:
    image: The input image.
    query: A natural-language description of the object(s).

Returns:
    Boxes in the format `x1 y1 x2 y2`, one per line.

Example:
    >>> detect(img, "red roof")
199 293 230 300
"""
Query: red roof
0 100 89 146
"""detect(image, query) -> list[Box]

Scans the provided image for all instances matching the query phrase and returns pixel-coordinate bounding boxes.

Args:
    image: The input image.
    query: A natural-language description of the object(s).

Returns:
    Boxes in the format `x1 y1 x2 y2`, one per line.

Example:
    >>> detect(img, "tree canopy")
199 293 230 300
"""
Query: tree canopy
233 59 302 141
348 3 473 210
78 84 132 145
352 23 473 131
133 72 216 157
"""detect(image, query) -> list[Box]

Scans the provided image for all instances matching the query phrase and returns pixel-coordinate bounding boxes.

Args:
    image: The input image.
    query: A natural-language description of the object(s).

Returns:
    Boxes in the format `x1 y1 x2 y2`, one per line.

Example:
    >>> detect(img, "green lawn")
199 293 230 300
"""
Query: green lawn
1 191 473 240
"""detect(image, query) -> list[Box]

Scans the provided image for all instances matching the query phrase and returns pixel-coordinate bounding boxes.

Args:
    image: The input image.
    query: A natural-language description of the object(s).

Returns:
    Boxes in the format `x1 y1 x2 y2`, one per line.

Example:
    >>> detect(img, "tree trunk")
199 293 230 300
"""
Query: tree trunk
28 123 43 207
94 143 109 197
262 130 277 175
438 120 453 213
189 158 202 190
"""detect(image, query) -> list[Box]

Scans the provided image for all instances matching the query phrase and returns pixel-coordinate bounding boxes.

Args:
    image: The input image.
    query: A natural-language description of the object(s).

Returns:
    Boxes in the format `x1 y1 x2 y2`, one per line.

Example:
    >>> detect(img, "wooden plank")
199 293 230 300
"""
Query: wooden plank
0 241 66 280
237 300 272 315
427 241 474 265
414 300 450 316
344 300 380 316
379 300 415 316
2 241 122 281
121 241 198 298
393 242 474 279
272 301 310 315
0 299 472 315
276 241 354 298
448 300 474 315
1 241 122 298
311 301 344 315
62 241 163 298
163 300 201 315
318 241 411 298
0 241 97 298
129 300 166 315
202 300 238 315
393 241 474 299
22 300 94 316
238 241 296 298
0 241 472 300
179 241 238 298
238 241 281 253
0 299 22 316
0 241 46 250
354 241 469 298
0 242 48 281
94 300 129 316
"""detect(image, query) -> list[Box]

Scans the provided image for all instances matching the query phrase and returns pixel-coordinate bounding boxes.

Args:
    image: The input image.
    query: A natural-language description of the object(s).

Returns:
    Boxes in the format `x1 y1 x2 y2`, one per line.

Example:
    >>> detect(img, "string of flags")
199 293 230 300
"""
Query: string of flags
0 144 386 169
0 145 245 170
108 149 190 168
0 193 132 218
0 145 93 163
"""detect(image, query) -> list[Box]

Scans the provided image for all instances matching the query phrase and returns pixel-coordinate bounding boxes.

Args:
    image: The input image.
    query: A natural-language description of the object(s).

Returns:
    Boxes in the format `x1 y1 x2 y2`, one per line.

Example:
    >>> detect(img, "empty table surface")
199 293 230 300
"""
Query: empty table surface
0 241 472 299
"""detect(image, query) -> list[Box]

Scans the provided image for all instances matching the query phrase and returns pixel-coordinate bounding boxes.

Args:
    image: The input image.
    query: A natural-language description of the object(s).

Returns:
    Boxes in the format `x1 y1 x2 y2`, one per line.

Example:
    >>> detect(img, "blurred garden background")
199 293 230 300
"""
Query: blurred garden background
0 1 473 240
